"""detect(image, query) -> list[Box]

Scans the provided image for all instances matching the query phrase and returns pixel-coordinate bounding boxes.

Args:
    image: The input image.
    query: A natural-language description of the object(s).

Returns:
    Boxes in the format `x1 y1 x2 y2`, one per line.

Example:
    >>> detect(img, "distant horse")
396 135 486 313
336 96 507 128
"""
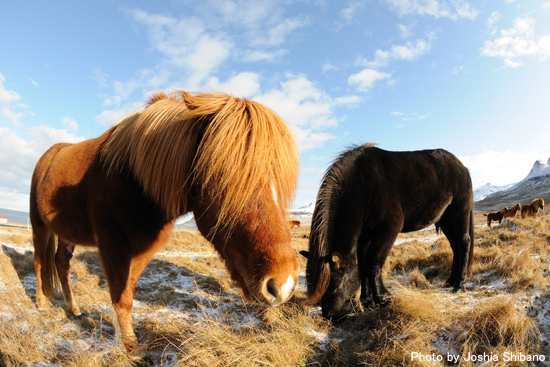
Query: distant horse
289 220 301 229
302 145 474 321
521 198 545 219
502 203 521 219
30 91 299 352
484 211 504 228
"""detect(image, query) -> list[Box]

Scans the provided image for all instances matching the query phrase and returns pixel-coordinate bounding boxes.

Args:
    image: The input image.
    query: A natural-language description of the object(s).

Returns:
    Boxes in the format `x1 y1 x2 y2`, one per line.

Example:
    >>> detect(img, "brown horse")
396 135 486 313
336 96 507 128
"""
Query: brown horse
502 203 521 219
30 91 299 352
289 220 301 229
521 198 545 219
484 211 504 227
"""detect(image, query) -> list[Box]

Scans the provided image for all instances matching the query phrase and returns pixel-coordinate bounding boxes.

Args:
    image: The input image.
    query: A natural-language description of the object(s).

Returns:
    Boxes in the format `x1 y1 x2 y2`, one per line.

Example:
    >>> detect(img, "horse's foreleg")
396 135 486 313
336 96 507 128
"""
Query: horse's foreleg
102 235 172 352
360 228 398 306
55 239 81 316
101 251 144 352
357 238 373 306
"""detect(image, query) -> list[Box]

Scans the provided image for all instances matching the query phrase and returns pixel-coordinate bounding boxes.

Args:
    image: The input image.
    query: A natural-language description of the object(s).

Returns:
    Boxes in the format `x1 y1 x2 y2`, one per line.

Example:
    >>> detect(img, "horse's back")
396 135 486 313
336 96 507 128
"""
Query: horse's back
356 147 472 231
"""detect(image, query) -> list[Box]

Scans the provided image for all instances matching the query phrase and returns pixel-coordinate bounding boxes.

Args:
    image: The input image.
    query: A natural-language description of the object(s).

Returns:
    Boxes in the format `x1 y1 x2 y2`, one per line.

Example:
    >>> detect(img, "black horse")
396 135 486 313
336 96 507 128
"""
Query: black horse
302 144 474 321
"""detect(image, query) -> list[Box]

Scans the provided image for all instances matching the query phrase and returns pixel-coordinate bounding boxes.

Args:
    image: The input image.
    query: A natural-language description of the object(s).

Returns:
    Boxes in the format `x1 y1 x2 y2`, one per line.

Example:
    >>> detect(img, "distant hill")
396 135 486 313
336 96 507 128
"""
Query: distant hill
0 208 30 225
473 182 516 202
475 158 550 213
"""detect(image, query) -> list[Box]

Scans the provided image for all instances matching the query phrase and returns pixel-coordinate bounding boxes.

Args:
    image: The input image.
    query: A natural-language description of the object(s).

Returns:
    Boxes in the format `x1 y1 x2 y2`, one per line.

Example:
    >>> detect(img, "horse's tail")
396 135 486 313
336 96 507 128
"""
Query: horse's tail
41 233 60 298
467 209 474 277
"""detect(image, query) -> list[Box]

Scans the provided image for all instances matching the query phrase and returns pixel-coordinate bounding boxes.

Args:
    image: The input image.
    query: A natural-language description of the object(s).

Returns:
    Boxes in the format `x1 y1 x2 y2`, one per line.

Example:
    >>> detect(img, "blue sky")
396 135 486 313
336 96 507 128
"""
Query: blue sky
1 0 549 211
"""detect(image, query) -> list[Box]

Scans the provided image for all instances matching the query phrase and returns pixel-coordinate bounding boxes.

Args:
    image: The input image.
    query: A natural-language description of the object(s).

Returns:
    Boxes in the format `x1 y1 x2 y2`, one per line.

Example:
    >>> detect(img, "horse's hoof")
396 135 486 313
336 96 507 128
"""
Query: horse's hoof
376 299 391 308
361 299 376 310
452 284 465 293
77 314 97 330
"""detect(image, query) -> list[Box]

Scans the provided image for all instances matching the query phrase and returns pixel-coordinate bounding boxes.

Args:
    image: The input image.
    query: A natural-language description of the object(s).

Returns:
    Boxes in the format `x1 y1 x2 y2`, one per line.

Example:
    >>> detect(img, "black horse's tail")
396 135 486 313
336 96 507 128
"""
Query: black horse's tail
467 209 474 277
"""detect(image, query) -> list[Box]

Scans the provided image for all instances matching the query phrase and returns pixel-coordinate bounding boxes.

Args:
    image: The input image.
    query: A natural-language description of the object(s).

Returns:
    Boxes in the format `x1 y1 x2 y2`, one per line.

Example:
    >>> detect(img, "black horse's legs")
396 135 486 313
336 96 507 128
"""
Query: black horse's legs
438 209 471 289
359 225 399 306
437 216 460 286
357 238 373 306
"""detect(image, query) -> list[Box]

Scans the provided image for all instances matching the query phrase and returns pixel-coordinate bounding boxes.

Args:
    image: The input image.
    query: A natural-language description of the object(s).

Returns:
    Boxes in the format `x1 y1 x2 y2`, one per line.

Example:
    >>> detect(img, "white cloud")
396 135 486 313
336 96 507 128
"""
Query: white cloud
205 72 261 97
95 101 143 126
28 78 39 87
397 23 414 38
127 9 233 89
451 65 465 74
255 75 338 151
0 74 33 126
242 49 288 63
0 73 20 105
359 38 433 68
0 126 85 211
341 2 363 23
487 11 502 27
384 0 478 20
95 5 308 125
481 16 550 67
255 17 307 47
2 107 24 126
335 95 361 105
61 116 79 133
348 69 391 91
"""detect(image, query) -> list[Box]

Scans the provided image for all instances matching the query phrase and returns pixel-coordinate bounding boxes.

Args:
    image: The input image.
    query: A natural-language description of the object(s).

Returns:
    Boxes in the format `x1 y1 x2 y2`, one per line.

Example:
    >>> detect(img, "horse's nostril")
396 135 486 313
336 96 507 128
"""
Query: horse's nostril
266 278 279 299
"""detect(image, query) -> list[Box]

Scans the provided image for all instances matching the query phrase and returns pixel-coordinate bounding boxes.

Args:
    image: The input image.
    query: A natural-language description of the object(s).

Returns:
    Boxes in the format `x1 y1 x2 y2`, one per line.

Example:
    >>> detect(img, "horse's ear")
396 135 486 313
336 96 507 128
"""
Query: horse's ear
331 252 342 269
299 250 309 259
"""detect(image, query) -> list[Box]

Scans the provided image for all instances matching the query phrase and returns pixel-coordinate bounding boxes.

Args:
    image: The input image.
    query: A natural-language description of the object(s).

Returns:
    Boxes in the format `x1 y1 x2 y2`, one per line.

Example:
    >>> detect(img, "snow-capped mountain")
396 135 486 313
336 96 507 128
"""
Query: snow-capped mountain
290 203 315 216
475 158 550 212
473 182 516 202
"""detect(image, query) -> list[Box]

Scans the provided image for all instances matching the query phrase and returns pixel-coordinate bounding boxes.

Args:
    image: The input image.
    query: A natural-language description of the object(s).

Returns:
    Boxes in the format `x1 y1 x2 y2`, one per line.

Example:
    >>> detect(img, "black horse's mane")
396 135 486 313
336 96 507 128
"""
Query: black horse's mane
306 144 375 302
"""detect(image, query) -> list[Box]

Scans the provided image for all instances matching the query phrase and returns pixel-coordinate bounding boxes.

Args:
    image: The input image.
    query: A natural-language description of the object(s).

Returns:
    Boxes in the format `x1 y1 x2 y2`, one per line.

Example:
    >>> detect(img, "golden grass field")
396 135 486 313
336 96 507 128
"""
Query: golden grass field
1 211 549 366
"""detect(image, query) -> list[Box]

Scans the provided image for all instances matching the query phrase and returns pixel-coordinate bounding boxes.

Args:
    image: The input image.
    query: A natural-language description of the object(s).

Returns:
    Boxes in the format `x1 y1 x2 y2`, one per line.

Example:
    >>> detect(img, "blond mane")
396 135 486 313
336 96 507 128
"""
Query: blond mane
101 91 299 226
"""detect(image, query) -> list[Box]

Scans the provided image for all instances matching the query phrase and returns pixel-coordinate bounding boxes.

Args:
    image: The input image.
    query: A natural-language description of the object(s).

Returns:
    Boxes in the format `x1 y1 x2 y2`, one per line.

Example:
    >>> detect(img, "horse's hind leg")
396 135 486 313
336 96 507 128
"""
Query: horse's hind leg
55 238 81 316
438 210 471 289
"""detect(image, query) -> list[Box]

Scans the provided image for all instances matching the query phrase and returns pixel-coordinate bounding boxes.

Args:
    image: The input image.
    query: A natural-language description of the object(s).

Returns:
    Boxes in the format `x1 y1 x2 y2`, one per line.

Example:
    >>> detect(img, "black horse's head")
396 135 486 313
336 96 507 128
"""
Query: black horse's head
319 252 361 321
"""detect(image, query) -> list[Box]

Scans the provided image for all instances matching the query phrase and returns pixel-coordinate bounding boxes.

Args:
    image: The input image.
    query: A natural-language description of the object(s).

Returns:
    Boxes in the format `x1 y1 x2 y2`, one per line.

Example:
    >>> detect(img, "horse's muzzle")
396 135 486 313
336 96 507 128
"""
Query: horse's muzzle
260 275 296 306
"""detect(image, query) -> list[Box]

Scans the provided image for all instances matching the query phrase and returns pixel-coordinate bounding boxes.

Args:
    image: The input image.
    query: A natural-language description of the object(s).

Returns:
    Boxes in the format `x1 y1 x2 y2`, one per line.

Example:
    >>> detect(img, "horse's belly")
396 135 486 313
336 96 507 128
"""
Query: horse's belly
401 197 451 233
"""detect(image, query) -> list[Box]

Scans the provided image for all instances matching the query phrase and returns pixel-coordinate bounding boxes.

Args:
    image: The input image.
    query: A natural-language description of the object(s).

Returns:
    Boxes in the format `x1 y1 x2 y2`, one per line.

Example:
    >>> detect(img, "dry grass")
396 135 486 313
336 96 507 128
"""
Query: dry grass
1 212 549 366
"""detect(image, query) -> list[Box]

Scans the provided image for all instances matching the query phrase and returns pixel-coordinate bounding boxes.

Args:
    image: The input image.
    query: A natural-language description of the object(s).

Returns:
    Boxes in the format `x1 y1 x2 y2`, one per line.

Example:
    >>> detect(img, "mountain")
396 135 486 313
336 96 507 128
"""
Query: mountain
473 182 516 201
290 203 315 216
475 158 550 213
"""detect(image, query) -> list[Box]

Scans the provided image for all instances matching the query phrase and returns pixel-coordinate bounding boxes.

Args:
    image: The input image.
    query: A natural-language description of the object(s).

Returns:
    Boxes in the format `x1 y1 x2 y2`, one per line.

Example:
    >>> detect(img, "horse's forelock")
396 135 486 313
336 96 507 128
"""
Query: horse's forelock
190 93 299 229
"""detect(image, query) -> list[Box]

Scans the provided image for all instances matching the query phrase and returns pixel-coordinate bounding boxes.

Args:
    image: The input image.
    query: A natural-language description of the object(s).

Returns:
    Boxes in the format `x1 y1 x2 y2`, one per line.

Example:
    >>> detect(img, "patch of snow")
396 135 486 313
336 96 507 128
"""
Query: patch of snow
307 329 332 351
